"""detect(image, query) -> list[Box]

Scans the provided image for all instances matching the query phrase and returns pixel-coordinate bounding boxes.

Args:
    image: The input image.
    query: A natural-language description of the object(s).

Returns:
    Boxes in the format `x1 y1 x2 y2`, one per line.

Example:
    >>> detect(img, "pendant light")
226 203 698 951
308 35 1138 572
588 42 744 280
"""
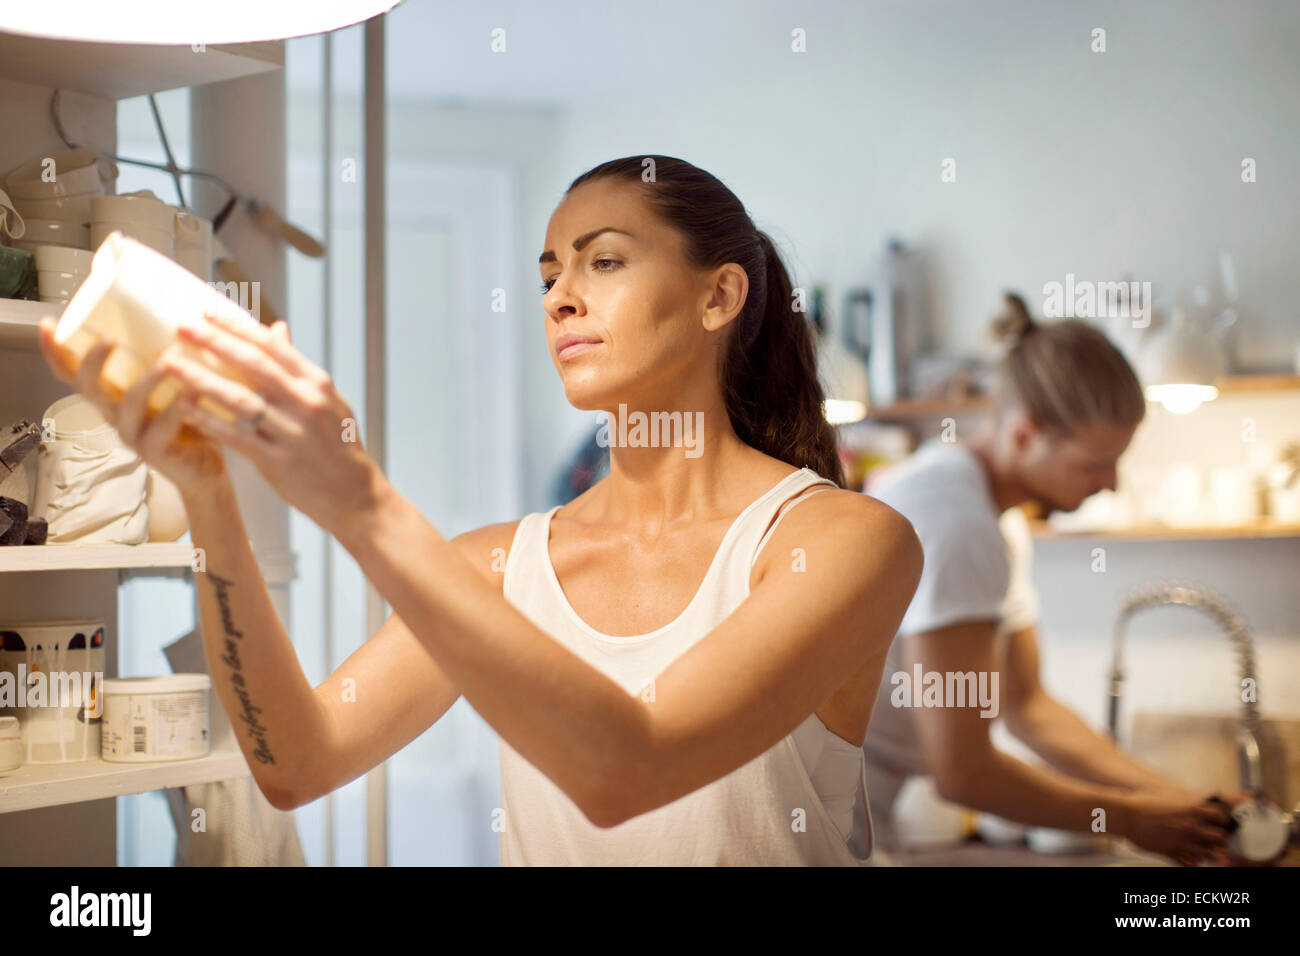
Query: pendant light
0 1 404 44
1138 306 1224 415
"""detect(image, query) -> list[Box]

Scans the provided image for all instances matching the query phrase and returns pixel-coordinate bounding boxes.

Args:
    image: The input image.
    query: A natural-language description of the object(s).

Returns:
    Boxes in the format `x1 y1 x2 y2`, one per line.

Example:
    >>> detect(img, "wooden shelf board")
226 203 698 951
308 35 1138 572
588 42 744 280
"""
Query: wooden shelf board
1217 374 1300 393
0 542 195 573
1029 520 1300 541
857 373 1297 424
864 395 991 422
0 32 283 100
0 748 249 814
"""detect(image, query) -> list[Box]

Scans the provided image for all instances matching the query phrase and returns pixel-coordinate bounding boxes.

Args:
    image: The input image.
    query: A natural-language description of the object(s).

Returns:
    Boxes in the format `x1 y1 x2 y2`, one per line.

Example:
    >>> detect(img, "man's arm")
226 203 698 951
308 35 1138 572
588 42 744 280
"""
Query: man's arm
902 620 1137 830
999 624 1193 794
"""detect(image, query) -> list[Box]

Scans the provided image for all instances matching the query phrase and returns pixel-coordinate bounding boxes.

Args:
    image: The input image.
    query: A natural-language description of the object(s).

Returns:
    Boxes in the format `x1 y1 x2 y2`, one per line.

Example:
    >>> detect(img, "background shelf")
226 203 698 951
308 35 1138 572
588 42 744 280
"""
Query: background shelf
1029 520 1300 541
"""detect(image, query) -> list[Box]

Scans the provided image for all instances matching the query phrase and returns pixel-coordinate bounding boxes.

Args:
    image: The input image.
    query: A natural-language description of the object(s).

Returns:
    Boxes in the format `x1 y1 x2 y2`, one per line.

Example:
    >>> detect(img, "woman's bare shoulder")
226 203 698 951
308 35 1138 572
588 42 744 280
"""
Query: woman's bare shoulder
450 518 526 595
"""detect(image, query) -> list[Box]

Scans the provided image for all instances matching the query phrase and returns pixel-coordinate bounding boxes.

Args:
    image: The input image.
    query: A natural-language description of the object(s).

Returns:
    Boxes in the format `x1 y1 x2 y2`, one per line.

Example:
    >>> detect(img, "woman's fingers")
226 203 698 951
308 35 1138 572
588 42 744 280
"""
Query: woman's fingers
135 387 201 462
116 343 187 446
75 337 125 419
162 351 274 422
177 317 299 402
186 311 320 389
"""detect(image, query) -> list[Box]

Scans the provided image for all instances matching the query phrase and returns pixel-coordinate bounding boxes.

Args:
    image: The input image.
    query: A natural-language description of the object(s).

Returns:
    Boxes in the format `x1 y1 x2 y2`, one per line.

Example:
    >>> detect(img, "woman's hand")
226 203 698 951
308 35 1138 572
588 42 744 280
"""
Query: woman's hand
37 314 229 500
153 311 385 540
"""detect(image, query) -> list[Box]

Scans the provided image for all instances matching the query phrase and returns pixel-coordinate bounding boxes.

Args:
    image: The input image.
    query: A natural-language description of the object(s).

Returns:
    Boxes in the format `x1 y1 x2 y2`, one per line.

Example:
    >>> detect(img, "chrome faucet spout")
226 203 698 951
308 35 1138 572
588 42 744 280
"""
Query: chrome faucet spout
1109 583 1264 795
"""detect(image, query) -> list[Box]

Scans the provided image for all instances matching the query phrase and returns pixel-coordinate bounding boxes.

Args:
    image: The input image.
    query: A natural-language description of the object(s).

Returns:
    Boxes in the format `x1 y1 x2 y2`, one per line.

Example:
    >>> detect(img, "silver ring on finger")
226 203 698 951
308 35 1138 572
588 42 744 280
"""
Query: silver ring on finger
239 395 272 439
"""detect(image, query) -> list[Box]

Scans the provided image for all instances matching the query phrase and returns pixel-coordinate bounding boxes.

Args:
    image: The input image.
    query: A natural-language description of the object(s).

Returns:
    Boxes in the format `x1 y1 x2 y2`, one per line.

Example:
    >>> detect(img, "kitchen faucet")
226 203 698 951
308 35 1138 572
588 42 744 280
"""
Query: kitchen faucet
1107 583 1298 863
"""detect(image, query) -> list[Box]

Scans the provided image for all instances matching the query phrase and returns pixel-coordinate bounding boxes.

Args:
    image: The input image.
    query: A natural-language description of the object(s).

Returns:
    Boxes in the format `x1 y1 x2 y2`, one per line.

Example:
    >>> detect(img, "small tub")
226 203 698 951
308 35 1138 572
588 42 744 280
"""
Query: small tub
0 716 21 774
101 674 210 762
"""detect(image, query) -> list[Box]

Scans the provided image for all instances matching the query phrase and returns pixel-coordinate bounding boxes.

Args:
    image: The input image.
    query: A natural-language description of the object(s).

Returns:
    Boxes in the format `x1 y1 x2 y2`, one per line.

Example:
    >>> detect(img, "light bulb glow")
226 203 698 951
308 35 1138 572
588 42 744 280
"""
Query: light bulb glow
823 399 867 425
1146 384 1219 415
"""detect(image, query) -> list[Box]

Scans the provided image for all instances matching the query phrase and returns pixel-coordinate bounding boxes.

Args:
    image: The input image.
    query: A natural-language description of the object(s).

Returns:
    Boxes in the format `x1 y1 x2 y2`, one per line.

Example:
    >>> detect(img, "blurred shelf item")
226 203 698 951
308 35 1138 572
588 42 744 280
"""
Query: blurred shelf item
863 393 990 423
0 748 249 814
0 32 283 100
1028 520 1300 540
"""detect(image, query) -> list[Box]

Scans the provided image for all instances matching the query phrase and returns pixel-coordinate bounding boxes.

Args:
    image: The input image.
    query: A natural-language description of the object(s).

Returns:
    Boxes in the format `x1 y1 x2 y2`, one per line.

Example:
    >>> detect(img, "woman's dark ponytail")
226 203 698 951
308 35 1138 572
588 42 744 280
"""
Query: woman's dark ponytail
566 156 846 488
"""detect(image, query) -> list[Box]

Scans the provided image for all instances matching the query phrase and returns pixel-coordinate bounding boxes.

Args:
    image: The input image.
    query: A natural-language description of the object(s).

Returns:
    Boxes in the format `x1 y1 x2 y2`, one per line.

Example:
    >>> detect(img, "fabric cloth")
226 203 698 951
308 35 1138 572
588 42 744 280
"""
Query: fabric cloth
31 425 148 544
497 467 874 865
161 627 305 866
858 439 1041 849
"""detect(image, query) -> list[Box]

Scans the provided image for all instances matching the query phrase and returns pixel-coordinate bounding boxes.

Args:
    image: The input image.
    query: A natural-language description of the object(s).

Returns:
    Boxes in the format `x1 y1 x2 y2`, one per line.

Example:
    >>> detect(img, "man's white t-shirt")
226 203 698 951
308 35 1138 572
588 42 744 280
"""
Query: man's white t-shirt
860 439 1039 774
867 438 1037 639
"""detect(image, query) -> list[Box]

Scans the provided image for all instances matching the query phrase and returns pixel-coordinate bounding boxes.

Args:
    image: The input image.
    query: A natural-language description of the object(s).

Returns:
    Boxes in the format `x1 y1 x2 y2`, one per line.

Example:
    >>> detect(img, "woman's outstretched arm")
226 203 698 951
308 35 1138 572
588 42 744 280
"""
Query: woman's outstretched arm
183 471 512 810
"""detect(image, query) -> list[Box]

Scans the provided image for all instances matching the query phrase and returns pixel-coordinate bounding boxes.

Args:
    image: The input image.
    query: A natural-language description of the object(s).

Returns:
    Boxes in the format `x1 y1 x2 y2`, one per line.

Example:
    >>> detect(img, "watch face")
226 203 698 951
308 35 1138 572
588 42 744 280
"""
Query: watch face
1229 802 1289 862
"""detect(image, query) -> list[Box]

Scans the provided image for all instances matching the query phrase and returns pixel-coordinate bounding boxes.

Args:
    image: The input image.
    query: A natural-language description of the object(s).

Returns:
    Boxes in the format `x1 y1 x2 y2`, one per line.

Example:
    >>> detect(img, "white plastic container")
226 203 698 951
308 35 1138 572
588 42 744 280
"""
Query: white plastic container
53 231 261 422
0 619 105 763
0 715 22 774
101 674 210 762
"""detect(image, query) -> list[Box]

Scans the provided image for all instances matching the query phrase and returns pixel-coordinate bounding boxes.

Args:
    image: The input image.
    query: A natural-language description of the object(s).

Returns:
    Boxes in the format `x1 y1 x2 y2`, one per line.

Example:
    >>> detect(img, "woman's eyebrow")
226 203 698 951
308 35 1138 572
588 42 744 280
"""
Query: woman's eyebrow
539 226 634 264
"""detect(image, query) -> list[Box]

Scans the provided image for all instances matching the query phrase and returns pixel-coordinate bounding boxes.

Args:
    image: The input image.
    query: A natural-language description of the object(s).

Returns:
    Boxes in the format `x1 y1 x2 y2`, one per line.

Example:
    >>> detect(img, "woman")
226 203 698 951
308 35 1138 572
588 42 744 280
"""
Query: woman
861 294 1238 866
38 155 923 866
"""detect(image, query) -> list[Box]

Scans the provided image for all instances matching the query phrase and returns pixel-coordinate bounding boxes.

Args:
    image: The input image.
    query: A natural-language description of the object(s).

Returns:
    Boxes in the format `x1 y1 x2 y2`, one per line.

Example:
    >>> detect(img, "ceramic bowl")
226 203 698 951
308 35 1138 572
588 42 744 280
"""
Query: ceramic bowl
12 218 89 249
4 148 116 199
33 245 92 274
12 191 99 225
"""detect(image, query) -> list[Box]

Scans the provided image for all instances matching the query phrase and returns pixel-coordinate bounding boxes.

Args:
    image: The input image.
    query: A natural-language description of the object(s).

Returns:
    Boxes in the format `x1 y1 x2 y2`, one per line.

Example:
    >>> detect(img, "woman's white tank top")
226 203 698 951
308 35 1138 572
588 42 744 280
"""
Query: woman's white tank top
498 466 874 865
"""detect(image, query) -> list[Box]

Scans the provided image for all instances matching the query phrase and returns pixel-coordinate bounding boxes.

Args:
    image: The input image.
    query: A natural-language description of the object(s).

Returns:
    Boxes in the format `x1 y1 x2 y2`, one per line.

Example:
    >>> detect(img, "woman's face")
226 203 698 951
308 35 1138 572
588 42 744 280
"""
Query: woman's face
538 179 746 412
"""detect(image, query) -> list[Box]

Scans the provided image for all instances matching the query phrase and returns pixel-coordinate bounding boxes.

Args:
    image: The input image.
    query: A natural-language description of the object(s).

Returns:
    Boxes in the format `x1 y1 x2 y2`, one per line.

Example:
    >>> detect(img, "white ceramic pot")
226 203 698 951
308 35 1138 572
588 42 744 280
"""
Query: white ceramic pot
12 192 99 225
10 218 89 249
173 210 213 280
90 220 173 258
4 148 116 199
34 245 93 273
90 192 174 230
37 271 87 301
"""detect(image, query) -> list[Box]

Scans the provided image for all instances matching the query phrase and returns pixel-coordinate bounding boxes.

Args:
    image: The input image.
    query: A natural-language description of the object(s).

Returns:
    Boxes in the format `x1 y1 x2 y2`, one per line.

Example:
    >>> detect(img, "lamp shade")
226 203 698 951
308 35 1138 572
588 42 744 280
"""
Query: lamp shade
0 1 404 45
1137 308 1224 415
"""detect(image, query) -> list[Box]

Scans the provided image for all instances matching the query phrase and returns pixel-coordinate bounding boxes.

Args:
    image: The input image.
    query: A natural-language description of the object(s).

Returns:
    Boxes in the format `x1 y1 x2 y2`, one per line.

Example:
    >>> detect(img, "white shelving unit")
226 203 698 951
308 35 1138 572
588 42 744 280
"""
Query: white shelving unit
0 32 286 861
0 299 50 350
0 750 250 815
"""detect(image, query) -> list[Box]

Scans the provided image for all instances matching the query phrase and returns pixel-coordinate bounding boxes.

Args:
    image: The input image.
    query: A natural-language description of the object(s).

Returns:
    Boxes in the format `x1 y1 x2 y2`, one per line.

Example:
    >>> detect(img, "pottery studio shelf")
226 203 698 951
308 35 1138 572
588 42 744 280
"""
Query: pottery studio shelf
0 31 283 100
0 748 250 814
0 542 196 574
0 298 56 350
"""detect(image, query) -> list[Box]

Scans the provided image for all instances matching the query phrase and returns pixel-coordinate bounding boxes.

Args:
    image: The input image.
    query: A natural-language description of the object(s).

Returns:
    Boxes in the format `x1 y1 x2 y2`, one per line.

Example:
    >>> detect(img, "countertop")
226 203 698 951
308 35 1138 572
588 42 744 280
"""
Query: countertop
880 838 1300 867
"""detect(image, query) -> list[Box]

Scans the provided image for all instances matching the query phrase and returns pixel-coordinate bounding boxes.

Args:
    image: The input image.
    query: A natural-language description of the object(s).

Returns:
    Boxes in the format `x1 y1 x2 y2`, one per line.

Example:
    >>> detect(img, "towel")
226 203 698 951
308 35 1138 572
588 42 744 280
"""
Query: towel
161 627 305 866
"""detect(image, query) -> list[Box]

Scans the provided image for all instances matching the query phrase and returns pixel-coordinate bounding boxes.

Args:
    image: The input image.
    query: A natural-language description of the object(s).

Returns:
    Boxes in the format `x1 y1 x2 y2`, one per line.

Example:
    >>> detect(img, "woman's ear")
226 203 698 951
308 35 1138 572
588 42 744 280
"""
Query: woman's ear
700 263 748 334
